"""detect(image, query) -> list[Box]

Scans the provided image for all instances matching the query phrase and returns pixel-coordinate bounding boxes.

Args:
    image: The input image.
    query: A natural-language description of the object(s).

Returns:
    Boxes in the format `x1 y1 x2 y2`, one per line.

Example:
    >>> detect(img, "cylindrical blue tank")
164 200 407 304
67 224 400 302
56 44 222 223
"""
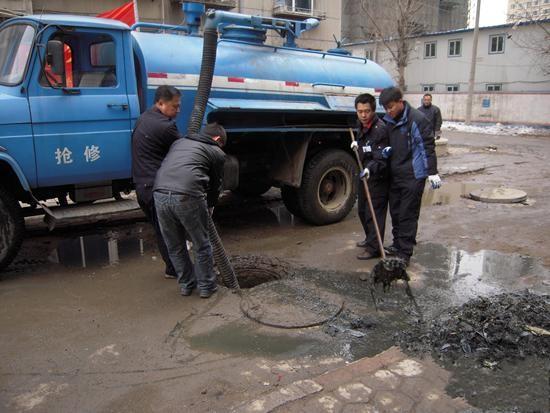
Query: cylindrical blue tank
131 31 394 132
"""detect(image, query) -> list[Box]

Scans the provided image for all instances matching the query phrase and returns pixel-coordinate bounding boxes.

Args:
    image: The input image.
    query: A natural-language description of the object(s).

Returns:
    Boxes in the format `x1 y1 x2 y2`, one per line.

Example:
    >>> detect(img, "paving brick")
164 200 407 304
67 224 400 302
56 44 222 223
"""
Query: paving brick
359 370 401 391
399 377 437 400
372 390 415 413
341 403 381 413
299 394 344 413
233 379 323 413
388 359 424 377
336 382 373 403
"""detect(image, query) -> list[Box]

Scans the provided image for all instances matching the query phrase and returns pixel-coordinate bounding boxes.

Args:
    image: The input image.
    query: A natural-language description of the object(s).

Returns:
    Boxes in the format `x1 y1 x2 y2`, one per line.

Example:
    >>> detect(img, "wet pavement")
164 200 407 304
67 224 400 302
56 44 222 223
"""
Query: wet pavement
1 131 550 412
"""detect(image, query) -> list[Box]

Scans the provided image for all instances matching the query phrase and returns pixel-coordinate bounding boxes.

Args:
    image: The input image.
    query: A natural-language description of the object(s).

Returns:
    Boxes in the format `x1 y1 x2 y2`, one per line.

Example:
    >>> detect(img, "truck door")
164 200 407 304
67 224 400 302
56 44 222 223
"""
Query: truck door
28 28 131 187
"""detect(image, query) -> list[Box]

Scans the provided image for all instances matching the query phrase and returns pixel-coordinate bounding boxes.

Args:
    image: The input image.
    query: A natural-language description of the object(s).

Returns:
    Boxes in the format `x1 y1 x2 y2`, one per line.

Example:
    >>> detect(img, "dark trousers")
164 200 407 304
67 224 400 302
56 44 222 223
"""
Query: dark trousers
154 191 215 292
136 184 176 276
357 178 389 254
389 178 426 258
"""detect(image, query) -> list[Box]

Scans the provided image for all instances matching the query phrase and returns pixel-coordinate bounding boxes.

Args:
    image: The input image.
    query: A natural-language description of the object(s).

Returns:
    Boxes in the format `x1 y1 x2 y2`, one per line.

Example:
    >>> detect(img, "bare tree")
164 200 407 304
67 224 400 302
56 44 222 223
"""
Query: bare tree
508 6 550 76
359 0 433 90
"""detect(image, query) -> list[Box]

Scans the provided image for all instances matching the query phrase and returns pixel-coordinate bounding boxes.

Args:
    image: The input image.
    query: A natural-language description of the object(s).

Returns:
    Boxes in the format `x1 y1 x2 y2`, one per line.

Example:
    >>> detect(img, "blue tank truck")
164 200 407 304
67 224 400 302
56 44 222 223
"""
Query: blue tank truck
0 4 393 270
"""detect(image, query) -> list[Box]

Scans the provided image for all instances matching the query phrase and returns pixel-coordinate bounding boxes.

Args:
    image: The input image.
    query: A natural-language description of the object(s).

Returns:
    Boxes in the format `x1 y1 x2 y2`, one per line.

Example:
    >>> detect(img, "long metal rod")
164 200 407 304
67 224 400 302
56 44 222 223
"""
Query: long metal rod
349 128 386 259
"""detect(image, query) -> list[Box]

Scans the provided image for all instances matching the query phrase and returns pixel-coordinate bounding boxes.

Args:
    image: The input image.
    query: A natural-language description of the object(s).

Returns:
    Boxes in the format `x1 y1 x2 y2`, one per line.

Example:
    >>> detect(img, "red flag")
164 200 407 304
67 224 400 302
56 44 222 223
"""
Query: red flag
97 1 136 26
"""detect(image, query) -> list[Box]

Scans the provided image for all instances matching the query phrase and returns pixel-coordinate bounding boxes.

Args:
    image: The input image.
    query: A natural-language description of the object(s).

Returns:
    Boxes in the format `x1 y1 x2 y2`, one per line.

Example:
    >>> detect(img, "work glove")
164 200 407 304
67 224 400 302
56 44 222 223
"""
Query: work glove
350 141 358 151
208 207 214 216
428 174 442 189
435 131 441 140
359 168 370 180
381 146 392 159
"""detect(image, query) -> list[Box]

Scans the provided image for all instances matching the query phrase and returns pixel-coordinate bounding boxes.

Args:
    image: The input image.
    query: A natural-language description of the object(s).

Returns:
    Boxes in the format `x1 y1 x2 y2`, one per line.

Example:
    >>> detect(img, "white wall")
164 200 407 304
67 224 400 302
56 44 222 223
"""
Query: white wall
405 92 550 126
347 21 550 93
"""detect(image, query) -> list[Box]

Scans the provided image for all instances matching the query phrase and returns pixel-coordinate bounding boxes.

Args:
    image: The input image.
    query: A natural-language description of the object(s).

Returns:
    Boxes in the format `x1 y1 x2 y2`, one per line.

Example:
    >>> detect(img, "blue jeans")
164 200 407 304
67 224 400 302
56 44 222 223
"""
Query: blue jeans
153 191 215 292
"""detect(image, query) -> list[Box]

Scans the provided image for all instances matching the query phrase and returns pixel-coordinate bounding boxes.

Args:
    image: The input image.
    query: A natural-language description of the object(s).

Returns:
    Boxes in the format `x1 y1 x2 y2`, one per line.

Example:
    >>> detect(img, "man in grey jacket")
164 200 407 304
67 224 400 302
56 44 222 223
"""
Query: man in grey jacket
153 123 226 299
418 93 443 140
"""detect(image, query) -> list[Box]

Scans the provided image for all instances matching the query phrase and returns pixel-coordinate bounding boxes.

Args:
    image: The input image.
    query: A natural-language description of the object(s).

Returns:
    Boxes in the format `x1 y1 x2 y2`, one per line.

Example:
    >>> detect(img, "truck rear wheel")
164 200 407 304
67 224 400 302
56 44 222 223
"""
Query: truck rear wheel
298 150 357 225
0 187 25 271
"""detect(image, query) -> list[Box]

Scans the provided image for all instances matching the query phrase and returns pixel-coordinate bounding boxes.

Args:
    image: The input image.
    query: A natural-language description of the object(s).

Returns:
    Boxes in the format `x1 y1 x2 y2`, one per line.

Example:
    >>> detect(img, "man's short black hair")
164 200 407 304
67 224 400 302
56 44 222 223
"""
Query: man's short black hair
423 93 432 99
379 87 403 107
354 93 377 111
154 85 181 103
203 122 227 146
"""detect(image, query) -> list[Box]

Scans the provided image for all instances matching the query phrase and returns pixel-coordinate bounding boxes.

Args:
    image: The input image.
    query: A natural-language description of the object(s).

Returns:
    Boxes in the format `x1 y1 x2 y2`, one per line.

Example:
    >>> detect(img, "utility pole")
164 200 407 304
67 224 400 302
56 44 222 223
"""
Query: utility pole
465 0 481 125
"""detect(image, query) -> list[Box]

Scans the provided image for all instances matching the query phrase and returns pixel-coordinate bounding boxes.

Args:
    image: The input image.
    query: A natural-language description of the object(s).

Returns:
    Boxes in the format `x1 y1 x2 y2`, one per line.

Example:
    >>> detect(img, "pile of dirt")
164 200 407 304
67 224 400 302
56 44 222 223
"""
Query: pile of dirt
398 291 550 363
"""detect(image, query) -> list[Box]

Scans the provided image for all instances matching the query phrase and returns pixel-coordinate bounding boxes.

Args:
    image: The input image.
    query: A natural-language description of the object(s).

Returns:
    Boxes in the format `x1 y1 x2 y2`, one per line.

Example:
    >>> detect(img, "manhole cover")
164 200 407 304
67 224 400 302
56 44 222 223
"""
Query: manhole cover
240 278 344 329
469 187 527 204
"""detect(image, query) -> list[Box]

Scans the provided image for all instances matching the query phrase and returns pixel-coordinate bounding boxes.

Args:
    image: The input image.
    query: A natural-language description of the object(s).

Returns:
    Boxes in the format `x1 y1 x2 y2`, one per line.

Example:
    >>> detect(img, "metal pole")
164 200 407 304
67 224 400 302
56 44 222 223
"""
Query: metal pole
133 0 140 22
465 0 481 125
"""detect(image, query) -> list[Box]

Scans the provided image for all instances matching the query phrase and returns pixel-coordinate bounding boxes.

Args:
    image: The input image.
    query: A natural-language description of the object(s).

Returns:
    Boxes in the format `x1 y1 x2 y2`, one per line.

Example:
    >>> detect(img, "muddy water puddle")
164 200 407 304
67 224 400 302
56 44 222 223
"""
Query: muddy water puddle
422 182 482 206
187 323 323 358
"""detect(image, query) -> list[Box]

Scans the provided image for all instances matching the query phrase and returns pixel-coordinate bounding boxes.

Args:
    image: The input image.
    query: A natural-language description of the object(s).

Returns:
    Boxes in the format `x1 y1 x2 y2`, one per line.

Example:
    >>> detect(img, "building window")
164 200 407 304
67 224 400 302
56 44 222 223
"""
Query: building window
424 41 436 58
365 49 373 60
285 0 313 13
446 84 459 92
448 39 462 57
489 34 505 54
422 84 435 92
486 83 502 91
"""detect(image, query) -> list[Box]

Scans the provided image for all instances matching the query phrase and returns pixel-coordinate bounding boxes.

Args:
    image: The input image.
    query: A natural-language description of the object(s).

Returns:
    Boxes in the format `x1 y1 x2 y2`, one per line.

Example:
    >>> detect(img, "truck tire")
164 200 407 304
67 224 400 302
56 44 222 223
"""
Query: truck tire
281 186 303 218
233 179 272 197
297 150 357 225
0 187 25 271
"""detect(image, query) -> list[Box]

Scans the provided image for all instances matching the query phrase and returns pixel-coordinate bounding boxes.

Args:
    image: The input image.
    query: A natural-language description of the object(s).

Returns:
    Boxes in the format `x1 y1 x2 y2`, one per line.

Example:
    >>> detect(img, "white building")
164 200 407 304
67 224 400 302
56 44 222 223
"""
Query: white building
345 19 550 94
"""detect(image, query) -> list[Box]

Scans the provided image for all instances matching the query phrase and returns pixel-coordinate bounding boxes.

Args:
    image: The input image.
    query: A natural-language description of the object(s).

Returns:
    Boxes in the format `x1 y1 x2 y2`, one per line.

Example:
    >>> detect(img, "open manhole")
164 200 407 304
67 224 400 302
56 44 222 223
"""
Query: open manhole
222 255 294 289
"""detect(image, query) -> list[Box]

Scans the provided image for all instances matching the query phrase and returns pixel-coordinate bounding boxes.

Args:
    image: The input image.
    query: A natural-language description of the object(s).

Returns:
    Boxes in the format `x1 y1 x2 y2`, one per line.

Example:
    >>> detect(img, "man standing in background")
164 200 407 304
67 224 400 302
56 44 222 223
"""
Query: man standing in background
418 93 443 140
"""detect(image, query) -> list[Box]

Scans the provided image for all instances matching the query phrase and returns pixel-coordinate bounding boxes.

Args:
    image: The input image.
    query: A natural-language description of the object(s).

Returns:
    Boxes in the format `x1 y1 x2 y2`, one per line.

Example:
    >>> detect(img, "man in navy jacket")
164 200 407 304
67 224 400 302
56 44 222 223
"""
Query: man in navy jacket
379 87 441 265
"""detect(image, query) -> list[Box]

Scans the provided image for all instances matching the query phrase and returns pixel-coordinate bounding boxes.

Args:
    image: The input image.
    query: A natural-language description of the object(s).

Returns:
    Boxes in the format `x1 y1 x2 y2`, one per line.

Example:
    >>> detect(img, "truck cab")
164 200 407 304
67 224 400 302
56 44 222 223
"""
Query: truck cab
0 16 139 269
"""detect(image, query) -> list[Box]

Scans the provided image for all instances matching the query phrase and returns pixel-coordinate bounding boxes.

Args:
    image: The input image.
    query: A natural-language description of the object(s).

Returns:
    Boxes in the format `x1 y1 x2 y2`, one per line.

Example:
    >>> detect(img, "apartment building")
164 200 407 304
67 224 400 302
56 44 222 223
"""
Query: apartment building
0 0 341 50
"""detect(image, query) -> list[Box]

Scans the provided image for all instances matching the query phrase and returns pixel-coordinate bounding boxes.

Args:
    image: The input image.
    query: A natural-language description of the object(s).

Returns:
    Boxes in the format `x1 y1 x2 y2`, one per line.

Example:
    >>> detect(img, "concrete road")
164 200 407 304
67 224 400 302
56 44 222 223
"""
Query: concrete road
1 131 549 412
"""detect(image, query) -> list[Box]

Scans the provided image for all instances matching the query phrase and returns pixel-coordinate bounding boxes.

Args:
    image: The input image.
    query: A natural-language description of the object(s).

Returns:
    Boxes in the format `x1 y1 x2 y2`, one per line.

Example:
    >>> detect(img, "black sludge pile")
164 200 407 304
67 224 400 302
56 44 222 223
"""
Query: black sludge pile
398 291 550 362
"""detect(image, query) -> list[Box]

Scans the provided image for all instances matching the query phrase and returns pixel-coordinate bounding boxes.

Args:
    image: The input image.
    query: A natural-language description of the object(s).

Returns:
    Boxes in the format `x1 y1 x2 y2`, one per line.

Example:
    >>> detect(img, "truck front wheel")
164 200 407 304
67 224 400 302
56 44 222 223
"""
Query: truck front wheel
298 150 357 225
0 187 25 271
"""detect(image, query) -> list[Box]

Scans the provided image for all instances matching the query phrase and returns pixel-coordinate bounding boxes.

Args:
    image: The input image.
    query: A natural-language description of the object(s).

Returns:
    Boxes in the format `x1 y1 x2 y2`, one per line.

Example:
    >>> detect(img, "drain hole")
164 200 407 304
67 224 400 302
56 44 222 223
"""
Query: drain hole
221 255 294 289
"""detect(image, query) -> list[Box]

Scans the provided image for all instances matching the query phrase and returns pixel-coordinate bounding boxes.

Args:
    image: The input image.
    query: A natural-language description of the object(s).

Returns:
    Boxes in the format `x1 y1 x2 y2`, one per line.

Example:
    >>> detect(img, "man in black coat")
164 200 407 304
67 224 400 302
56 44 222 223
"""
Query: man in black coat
418 93 443 140
352 93 392 260
131 86 183 279
380 87 441 266
154 123 227 299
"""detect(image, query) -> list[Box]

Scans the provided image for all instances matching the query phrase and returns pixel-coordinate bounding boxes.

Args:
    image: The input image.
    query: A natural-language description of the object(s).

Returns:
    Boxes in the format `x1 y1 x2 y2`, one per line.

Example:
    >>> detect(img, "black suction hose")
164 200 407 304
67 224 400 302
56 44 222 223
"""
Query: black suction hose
208 214 240 290
186 24 240 290
187 27 218 135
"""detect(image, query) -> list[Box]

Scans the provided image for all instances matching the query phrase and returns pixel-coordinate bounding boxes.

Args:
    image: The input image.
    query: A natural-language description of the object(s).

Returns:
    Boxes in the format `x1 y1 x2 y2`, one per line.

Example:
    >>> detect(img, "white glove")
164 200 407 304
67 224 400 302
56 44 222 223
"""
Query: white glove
350 141 358 151
360 168 370 180
428 174 442 189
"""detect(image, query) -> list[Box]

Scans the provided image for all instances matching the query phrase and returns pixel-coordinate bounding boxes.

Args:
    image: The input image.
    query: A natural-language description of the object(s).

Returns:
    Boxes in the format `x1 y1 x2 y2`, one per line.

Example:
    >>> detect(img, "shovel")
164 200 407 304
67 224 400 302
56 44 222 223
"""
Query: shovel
348 128 418 309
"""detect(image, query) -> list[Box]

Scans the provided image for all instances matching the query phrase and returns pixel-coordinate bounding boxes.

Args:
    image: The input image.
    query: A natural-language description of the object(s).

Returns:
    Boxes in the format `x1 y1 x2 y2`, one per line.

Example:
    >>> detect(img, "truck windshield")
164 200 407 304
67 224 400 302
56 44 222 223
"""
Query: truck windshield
0 24 35 86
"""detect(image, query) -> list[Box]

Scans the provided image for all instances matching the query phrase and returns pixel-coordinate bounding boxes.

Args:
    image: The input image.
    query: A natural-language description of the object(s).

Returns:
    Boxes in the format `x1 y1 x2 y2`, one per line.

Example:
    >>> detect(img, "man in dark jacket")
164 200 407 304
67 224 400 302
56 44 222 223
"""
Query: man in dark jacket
153 123 226 299
132 85 183 279
352 93 392 260
380 87 441 266
418 93 443 140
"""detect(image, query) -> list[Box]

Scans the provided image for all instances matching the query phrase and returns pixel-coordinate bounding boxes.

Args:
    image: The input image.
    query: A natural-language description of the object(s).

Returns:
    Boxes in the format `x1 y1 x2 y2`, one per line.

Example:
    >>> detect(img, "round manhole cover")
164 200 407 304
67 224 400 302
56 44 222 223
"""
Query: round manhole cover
469 187 527 204
240 278 344 329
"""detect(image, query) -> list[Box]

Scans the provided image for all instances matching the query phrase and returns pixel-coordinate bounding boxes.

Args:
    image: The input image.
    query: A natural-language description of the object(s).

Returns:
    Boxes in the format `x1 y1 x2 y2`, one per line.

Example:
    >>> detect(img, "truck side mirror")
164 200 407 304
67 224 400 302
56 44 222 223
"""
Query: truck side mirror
46 40 65 76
